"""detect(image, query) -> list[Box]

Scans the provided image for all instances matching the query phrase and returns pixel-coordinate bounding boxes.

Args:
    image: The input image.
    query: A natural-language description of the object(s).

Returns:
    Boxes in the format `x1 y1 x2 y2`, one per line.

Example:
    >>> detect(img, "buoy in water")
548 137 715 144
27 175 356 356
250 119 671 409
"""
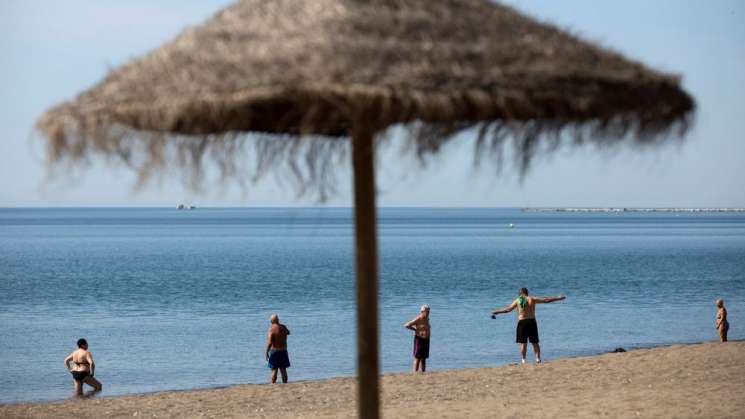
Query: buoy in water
508 223 515 228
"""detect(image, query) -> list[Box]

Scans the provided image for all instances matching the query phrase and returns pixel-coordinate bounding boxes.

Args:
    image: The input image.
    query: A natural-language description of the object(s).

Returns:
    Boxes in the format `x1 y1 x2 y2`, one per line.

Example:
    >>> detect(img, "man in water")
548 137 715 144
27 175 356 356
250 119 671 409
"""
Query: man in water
491 288 566 364
265 313 291 383
404 305 431 372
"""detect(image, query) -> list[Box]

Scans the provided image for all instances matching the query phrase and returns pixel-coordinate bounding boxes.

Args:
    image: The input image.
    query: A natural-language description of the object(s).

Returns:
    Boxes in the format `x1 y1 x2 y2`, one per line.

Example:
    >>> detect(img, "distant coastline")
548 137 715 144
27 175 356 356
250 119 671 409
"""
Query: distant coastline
522 207 745 213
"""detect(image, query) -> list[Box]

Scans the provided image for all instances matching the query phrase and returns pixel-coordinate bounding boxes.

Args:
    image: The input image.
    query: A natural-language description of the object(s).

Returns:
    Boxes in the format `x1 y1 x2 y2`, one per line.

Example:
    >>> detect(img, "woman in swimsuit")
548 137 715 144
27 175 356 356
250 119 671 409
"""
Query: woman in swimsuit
715 299 729 342
64 338 102 396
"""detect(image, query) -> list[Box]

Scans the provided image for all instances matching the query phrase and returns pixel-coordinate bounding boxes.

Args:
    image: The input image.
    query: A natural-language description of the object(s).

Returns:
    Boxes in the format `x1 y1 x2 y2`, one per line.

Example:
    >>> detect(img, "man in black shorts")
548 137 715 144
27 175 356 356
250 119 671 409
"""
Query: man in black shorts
491 288 566 364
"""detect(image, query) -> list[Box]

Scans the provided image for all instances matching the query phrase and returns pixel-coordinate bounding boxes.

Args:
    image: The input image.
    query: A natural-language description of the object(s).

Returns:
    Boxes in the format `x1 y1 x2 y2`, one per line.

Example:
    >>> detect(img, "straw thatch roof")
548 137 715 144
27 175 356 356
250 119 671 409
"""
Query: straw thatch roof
38 0 694 197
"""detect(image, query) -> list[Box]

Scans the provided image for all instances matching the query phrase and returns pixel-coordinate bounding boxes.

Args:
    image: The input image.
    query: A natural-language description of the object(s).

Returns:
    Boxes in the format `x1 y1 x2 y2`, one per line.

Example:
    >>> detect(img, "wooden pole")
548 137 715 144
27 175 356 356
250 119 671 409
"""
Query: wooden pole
351 119 380 419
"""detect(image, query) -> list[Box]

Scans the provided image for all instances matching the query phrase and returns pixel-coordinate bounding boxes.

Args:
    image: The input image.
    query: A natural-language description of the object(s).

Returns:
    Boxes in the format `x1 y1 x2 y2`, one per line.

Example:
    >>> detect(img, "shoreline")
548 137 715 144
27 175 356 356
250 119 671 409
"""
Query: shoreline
1 338 723 407
3 341 743 418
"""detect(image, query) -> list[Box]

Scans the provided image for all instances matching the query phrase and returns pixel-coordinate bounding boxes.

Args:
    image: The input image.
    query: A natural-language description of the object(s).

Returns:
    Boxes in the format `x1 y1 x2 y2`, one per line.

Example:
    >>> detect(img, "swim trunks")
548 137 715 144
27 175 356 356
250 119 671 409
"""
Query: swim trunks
516 318 539 343
71 370 90 382
267 349 291 369
413 336 430 359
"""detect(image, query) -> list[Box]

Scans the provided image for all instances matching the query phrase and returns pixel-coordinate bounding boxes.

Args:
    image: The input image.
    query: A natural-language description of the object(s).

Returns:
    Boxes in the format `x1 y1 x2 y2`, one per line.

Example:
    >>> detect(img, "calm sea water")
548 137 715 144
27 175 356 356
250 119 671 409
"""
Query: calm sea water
0 208 743 404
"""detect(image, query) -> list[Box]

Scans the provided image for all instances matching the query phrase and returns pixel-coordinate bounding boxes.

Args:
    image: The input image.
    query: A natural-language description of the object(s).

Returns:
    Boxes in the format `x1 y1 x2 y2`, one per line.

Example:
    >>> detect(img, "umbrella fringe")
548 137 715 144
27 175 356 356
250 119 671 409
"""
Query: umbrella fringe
36 106 692 201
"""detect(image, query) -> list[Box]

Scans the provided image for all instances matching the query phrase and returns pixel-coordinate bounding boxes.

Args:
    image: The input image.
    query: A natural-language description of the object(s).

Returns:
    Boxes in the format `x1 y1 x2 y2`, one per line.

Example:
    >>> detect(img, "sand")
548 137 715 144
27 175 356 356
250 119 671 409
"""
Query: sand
2 341 743 419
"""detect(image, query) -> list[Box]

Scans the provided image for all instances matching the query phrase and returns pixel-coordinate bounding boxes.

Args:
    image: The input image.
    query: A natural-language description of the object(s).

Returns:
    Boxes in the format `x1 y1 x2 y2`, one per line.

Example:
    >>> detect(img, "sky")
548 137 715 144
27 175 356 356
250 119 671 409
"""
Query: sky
1 0 744 207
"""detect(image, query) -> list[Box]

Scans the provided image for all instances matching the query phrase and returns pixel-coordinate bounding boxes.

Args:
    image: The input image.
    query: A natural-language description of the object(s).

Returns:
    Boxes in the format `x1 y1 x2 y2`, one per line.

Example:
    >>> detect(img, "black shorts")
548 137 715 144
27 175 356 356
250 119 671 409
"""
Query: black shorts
413 336 430 359
71 370 90 382
516 319 539 343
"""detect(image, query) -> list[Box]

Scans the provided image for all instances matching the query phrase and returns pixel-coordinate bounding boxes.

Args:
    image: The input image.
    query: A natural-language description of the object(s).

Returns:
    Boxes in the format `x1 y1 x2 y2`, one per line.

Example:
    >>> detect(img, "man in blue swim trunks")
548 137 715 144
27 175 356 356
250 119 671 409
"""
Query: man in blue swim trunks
265 313 291 383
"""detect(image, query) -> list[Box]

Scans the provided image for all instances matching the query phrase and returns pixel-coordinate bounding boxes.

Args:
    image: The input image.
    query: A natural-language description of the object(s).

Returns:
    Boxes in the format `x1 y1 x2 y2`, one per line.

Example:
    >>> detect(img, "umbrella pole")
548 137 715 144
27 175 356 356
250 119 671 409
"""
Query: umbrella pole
351 119 380 419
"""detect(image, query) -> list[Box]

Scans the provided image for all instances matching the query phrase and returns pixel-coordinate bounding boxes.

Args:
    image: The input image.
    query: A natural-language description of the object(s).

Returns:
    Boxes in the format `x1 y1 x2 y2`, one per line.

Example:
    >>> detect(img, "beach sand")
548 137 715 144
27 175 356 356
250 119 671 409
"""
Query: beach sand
3 341 743 418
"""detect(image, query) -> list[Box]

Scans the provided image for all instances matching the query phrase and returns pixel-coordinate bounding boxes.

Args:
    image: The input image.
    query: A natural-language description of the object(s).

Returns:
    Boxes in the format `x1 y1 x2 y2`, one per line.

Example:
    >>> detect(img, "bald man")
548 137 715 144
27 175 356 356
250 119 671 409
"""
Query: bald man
265 314 291 383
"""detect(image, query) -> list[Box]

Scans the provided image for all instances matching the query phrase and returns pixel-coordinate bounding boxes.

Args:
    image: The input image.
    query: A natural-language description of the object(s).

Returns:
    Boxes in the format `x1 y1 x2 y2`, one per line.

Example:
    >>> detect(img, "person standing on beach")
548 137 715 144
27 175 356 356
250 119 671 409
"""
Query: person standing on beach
265 314 291 383
491 288 566 364
404 305 431 372
715 299 729 342
63 338 102 396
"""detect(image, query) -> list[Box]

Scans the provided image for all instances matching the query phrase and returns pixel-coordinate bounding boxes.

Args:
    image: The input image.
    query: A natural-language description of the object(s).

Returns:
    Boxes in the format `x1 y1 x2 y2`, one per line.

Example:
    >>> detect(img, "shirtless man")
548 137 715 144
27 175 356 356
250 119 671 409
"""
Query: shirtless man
404 305 431 373
491 288 566 364
63 338 102 396
265 314 291 383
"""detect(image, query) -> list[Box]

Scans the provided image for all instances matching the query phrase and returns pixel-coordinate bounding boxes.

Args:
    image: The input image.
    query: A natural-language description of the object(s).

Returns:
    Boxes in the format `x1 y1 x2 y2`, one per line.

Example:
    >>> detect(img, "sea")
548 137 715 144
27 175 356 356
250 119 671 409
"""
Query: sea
0 207 743 404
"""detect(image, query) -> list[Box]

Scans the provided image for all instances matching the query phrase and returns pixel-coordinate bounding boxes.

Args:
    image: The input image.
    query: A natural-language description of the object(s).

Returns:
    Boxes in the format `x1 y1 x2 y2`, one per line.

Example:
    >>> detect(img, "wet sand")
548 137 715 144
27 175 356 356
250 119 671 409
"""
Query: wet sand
2 341 743 418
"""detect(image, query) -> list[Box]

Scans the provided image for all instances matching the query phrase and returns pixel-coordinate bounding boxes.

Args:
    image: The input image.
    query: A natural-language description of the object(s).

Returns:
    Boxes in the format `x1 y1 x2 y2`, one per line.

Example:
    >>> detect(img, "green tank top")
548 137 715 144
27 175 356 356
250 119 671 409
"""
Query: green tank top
517 295 528 310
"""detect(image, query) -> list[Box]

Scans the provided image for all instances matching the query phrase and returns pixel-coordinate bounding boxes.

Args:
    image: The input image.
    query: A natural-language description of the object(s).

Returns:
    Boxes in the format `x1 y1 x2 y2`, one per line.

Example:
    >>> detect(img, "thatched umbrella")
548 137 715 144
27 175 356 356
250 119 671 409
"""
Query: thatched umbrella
37 0 694 417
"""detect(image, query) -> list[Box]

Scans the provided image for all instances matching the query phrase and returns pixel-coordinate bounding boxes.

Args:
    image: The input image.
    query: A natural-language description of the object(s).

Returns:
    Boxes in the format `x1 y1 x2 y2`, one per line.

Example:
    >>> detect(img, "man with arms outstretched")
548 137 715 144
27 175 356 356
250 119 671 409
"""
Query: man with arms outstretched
491 288 565 364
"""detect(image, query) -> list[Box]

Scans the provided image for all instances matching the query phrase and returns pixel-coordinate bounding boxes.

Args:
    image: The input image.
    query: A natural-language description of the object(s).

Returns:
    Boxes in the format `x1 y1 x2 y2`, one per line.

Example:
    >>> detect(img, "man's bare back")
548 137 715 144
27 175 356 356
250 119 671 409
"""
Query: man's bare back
494 295 565 320
517 297 538 320
268 323 290 350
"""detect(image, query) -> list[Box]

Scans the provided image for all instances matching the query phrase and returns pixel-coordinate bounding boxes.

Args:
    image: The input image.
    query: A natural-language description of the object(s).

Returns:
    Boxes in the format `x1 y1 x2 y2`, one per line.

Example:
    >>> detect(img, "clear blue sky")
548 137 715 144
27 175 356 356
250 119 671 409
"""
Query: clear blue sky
1 0 744 207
